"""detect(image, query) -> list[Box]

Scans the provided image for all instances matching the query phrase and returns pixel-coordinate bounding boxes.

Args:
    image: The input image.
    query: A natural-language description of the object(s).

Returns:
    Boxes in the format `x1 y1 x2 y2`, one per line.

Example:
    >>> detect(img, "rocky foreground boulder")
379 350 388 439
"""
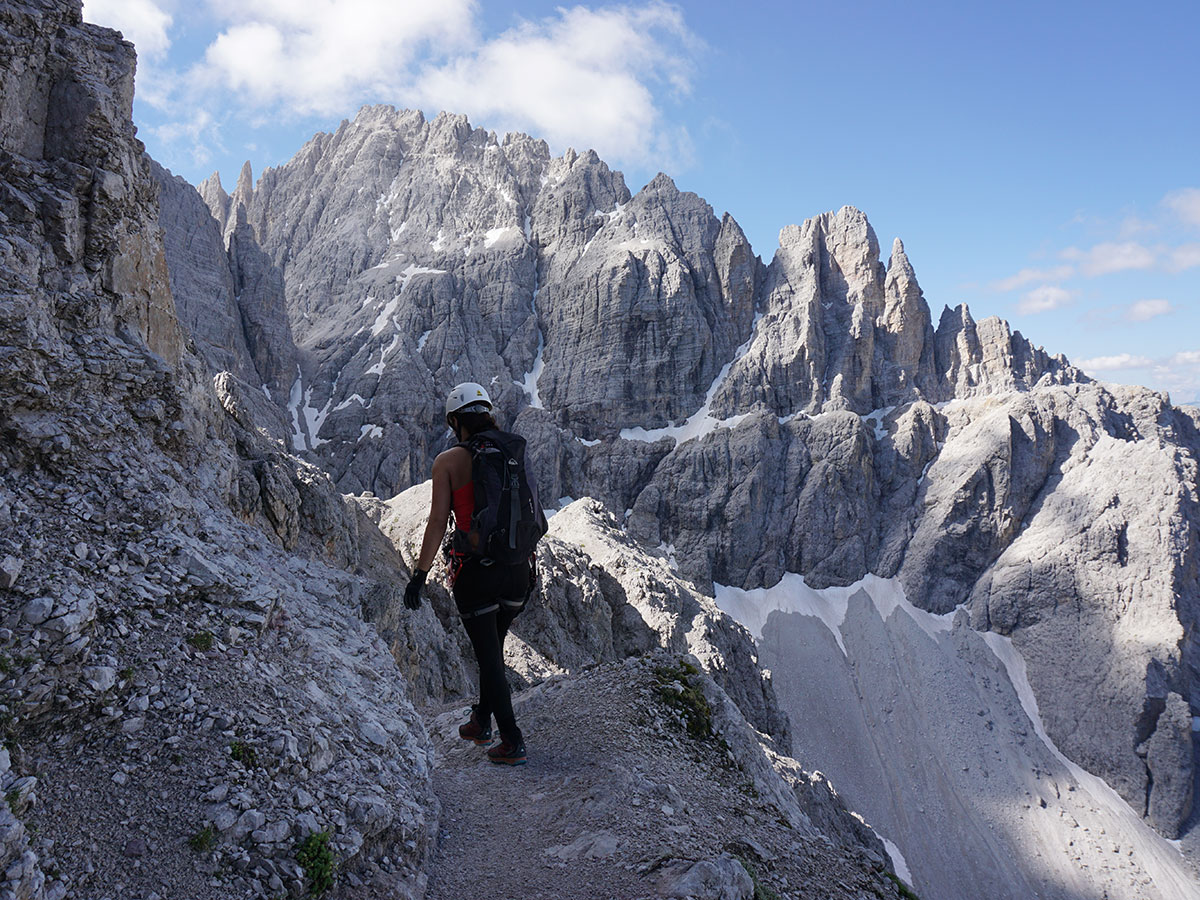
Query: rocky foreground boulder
0 2 435 896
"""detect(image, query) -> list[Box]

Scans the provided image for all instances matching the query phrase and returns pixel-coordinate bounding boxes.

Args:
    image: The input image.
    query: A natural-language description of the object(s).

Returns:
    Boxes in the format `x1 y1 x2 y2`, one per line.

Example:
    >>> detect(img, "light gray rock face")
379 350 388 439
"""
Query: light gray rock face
759 592 1200 900
197 107 764 494
149 158 254 380
709 209 1075 418
934 302 1066 398
225 205 298 401
622 382 1199 845
152 161 298 433
1139 693 1194 837
938 386 1200 827
200 106 1078 508
216 107 556 489
535 172 758 434
658 854 754 899
0 3 437 897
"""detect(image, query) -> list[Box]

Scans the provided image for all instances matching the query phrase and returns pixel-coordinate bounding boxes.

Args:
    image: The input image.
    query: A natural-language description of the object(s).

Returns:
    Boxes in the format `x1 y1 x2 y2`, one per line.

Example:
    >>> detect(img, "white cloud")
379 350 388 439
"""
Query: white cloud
83 0 174 59
1124 299 1173 322
1117 215 1158 238
1017 285 1075 314
1163 188 1200 227
1077 353 1153 371
152 108 219 167
1151 353 1200 405
1169 244 1200 272
177 0 699 168
200 0 476 116
1060 241 1156 277
989 265 1073 292
413 3 699 166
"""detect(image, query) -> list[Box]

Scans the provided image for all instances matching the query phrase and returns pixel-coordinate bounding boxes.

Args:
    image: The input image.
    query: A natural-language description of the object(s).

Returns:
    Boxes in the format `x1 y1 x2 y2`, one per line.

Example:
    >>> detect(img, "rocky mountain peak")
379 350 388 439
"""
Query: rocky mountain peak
230 159 253 219
197 168 230 224
886 236 911 271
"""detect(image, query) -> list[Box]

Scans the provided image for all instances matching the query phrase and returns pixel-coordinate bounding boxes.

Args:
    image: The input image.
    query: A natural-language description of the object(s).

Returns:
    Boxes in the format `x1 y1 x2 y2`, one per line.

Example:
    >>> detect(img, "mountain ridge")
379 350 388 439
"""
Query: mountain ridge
2 3 1196 896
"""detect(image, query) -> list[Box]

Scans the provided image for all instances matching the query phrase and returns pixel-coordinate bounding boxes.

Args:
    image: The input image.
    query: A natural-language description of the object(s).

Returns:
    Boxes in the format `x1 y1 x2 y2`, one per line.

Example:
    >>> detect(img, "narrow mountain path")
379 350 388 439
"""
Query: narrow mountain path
421 656 900 900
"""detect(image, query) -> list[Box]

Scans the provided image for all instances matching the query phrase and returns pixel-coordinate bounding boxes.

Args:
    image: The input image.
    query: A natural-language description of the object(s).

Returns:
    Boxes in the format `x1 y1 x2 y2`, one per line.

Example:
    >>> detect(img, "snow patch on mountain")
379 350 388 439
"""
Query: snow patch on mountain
367 334 403 376
287 367 306 451
521 289 546 409
484 226 514 248
301 386 332 449
736 573 1199 900
620 314 762 446
879 838 912 887
715 573 952 653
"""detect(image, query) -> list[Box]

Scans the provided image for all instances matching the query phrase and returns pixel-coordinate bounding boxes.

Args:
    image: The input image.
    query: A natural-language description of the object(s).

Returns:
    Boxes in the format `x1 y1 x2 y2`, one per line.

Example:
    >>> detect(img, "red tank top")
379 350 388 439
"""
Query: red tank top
452 482 474 531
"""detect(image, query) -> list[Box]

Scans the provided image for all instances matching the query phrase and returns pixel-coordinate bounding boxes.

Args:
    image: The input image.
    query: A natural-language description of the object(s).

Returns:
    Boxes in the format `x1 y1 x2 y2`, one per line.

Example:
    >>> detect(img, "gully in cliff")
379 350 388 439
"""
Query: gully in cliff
404 382 549 766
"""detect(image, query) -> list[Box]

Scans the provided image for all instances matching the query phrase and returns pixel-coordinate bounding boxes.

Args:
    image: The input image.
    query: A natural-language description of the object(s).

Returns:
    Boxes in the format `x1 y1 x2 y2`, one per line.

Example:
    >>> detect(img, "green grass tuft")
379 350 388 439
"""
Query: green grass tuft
653 661 714 740
296 829 335 896
734 855 782 900
230 740 258 767
883 871 922 899
187 631 214 651
188 825 216 852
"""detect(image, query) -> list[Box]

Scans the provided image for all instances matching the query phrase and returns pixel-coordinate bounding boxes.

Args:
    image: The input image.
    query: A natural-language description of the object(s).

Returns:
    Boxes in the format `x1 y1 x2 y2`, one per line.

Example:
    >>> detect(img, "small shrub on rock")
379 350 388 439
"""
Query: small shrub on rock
186 631 214 651
188 824 216 852
735 854 782 900
230 739 258 767
653 660 714 740
883 871 922 899
296 829 335 895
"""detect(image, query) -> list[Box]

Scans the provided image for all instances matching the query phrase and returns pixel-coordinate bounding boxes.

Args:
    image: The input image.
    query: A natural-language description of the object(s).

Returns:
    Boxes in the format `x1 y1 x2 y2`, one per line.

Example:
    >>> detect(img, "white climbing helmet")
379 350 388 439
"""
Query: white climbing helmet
445 382 492 420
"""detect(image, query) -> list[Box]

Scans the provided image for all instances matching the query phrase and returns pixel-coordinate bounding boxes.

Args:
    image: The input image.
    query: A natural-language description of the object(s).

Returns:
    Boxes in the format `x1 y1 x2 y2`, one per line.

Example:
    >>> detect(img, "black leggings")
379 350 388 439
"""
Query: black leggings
453 558 531 742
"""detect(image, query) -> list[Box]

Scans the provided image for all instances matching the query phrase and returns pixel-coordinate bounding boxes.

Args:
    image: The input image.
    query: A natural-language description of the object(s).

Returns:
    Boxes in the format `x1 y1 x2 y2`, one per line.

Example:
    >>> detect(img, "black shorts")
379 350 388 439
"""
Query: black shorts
452 557 532 618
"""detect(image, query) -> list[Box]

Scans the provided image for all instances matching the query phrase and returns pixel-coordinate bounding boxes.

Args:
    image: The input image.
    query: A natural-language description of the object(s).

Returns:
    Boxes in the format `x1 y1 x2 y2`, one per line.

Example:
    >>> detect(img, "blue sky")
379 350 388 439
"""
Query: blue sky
83 0 1200 401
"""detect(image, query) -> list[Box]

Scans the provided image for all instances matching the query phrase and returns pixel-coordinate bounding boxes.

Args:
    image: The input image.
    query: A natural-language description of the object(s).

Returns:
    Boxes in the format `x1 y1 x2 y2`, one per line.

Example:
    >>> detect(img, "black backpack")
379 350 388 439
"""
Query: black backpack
453 429 548 564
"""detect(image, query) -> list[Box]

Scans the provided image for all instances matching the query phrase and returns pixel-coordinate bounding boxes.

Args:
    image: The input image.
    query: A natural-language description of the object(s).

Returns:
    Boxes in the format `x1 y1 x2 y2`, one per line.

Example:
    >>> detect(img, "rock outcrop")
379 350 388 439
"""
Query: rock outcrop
0 3 435 897
364 488 790 748
186 107 1074 502
151 159 298 439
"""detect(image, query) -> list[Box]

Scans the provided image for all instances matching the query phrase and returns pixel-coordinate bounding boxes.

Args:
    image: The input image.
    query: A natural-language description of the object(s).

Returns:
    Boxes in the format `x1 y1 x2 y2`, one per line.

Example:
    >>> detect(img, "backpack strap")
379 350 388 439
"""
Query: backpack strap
506 453 520 551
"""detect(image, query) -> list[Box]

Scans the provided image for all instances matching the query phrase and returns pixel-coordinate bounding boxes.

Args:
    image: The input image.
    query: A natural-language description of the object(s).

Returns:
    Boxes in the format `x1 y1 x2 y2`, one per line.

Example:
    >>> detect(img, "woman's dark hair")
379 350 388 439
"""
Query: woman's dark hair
450 409 497 437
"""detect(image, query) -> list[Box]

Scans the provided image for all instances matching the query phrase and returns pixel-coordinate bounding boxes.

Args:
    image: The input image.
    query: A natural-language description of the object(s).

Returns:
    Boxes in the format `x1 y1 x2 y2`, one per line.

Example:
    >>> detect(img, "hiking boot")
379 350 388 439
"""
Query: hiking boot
458 705 492 745
487 735 527 766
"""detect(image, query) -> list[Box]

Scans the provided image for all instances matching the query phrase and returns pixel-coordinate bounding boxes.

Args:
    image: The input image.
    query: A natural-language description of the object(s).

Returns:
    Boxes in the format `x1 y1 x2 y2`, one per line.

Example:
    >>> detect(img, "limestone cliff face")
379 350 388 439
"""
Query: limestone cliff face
0 4 436 897
185 106 1076 503
151 160 298 439
534 170 758 434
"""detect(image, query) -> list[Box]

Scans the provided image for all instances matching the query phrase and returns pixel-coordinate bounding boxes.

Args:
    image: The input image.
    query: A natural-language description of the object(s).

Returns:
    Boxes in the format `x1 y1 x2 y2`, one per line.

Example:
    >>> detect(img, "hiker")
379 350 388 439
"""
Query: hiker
403 382 547 766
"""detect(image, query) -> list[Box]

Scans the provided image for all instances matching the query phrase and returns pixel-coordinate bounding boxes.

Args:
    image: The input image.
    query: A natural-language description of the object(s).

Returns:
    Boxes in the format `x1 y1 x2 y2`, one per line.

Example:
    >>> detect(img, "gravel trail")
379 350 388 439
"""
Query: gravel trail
423 655 905 900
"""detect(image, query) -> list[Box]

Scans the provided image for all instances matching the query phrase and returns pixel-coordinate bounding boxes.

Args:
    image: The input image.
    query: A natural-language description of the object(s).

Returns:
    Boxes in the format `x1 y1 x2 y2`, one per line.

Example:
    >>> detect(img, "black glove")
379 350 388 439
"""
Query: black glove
525 557 538 604
404 568 428 610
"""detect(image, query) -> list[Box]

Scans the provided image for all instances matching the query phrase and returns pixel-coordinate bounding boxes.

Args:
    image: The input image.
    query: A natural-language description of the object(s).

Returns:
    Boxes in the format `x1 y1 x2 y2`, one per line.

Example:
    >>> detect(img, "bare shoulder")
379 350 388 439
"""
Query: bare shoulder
433 445 471 466
432 445 472 479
